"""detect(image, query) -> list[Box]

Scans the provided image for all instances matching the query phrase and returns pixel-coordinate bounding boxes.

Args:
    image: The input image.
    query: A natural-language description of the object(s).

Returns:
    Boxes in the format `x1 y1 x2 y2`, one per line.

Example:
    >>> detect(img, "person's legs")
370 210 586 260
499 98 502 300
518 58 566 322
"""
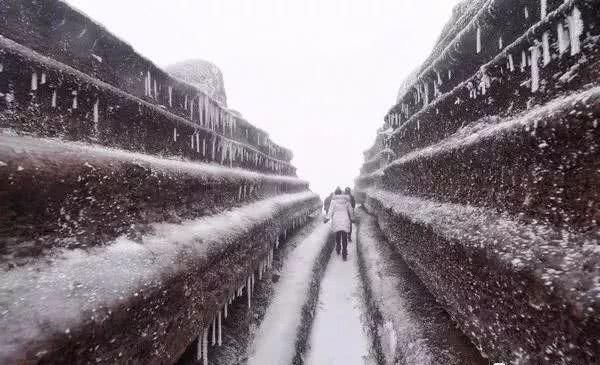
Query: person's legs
341 231 348 260
335 231 341 255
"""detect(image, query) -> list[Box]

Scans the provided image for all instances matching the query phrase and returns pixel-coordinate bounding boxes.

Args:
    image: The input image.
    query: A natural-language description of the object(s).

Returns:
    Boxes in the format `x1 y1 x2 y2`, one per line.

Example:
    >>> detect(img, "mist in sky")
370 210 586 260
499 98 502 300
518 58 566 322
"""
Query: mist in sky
66 0 457 199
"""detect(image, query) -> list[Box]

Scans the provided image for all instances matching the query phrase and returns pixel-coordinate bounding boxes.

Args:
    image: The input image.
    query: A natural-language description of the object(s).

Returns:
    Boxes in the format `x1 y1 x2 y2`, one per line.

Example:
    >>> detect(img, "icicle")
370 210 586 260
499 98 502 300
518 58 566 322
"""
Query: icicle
202 327 208 365
447 69 452 80
568 6 583 56
542 32 550 66
202 138 206 156
93 99 99 132
41 72 46 84
508 54 515 71
72 91 78 109
173 127 177 142
196 133 200 153
31 72 38 91
224 302 228 319
190 98 194 120
498 36 503 50
238 185 243 201
247 276 252 308
168 86 172 107
540 0 547 19
184 95 188 110
196 335 202 362
153 79 157 99
217 311 222 346
520 50 527 71
524 7 529 19
211 318 216 346
211 138 216 160
557 22 567 55
191 134 195 149
476 27 481 54
531 45 540 92
51 89 57 108
145 70 151 97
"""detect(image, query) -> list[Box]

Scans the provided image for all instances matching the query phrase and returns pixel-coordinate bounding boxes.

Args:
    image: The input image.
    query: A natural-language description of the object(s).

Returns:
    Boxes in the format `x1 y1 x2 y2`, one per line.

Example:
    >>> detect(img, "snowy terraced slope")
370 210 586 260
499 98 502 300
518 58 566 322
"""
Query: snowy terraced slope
0 1 318 364
357 0 600 363
0 0 293 166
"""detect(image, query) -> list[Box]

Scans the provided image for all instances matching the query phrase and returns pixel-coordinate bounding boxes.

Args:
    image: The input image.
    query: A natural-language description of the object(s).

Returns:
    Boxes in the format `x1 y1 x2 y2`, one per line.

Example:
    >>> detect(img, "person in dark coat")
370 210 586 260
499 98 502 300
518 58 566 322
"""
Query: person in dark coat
344 187 355 241
323 192 333 214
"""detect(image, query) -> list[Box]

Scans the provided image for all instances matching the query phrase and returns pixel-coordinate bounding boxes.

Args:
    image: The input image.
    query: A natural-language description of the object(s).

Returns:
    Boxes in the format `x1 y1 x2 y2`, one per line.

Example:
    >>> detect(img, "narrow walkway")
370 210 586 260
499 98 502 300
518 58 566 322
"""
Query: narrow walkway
247 222 331 365
305 228 375 365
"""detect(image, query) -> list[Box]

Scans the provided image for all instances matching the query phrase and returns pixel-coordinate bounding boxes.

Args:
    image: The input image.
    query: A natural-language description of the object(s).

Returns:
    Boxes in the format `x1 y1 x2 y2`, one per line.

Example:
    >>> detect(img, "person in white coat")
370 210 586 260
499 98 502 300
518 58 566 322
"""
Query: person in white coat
324 187 353 260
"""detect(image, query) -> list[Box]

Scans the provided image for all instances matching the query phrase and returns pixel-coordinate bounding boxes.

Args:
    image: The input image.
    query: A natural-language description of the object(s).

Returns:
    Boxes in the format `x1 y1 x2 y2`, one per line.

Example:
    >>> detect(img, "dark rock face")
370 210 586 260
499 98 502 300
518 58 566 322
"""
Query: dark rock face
357 0 600 363
0 1 315 364
166 59 228 107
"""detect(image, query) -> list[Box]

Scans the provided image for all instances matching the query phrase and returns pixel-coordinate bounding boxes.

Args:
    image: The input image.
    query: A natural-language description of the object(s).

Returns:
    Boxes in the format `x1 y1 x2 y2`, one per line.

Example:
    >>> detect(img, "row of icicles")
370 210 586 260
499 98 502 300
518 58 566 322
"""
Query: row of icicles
384 3 584 129
195 212 311 365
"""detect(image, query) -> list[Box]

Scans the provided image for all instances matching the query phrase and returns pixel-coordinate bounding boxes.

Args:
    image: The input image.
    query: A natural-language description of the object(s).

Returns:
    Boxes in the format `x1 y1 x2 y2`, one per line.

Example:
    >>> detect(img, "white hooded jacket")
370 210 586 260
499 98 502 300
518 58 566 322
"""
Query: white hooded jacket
326 194 353 233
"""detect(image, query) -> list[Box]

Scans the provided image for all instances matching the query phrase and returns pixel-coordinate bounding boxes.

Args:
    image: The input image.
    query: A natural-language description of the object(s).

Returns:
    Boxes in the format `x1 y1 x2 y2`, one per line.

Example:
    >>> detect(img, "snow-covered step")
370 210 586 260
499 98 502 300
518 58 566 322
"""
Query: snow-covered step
363 190 599 364
0 134 309 267
359 85 600 232
356 208 485 365
247 221 333 365
0 192 320 364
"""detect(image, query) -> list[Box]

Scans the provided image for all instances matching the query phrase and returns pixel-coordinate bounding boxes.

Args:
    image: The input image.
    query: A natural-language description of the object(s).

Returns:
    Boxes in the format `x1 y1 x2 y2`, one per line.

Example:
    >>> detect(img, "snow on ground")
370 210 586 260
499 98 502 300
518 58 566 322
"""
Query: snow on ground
305 227 375 365
246 222 331 365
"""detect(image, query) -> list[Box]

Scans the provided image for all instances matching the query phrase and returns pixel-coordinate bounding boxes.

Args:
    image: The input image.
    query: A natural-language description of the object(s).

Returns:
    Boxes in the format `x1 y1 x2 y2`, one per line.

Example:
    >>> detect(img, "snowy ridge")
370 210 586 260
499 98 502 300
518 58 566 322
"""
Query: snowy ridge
0 134 307 187
391 85 600 167
356 209 485 365
247 223 332 365
0 192 320 364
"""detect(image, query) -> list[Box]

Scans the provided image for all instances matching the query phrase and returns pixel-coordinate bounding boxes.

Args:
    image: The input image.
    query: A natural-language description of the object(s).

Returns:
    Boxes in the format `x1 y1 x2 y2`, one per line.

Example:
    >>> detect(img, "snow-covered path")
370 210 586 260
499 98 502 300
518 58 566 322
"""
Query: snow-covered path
305 229 375 365
246 222 331 365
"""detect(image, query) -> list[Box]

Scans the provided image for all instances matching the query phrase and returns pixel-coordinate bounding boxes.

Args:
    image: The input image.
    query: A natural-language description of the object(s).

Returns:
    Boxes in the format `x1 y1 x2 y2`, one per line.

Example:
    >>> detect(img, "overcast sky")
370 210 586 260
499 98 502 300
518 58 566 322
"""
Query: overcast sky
67 0 457 199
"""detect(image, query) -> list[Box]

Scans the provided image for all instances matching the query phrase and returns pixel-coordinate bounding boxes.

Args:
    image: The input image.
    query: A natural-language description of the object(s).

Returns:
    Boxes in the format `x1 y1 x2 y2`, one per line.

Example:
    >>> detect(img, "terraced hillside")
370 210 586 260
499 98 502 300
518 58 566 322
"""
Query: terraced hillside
356 0 600 363
0 1 319 363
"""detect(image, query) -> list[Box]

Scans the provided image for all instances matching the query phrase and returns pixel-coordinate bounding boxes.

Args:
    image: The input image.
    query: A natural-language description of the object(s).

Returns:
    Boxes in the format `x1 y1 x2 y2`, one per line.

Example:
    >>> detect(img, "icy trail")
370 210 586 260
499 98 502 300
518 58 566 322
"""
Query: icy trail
305 228 375 365
246 222 331 365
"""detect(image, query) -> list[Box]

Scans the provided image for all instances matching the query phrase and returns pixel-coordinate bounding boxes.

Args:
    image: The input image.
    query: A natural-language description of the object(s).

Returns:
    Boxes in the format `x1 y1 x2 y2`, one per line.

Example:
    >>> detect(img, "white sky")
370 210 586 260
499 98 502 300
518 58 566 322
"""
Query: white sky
66 0 457 199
